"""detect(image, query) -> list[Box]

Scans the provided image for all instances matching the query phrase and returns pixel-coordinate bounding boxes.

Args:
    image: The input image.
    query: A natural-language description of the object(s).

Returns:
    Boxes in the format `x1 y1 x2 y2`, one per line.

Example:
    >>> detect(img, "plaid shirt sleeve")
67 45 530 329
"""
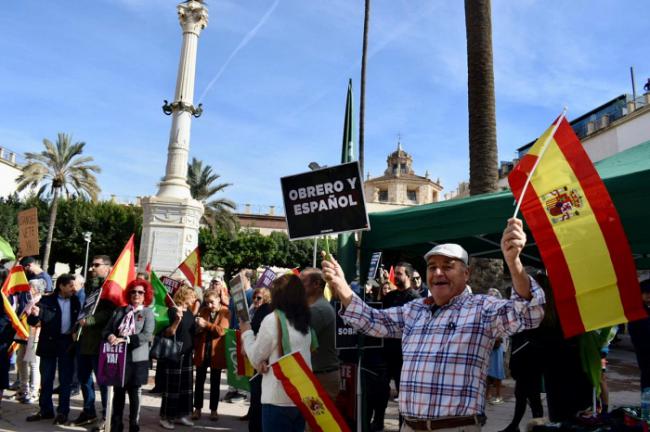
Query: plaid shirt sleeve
340 294 406 339
484 276 546 337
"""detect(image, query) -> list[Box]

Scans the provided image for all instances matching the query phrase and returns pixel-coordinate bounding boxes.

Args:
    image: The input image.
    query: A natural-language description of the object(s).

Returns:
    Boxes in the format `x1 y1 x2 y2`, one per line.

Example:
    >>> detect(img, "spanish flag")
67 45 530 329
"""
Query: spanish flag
1 292 28 340
272 351 350 432
99 235 136 307
178 247 202 288
509 116 647 337
235 329 254 377
1 265 30 296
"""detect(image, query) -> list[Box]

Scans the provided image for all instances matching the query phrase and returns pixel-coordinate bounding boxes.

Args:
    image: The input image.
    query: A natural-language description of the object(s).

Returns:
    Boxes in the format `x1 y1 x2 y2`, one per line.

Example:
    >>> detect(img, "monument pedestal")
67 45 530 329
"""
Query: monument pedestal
138 196 203 276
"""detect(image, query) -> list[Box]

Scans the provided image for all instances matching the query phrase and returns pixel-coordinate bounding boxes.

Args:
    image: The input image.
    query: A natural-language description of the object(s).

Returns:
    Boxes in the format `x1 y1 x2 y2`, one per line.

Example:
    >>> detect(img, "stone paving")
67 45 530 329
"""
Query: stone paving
0 334 641 432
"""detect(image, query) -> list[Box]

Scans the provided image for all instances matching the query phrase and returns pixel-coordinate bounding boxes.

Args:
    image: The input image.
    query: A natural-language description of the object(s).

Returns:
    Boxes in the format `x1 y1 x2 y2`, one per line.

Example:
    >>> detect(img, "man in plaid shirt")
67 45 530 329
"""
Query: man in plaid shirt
322 218 545 431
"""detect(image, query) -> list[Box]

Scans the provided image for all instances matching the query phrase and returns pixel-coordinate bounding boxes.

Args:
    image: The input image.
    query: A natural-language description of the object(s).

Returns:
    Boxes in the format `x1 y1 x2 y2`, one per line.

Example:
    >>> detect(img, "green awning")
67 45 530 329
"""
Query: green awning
360 140 650 278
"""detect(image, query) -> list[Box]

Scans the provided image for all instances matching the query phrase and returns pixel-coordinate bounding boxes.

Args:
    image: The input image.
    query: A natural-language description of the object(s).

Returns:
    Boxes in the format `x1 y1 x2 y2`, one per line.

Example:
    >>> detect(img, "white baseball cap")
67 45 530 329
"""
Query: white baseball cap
423 243 469 265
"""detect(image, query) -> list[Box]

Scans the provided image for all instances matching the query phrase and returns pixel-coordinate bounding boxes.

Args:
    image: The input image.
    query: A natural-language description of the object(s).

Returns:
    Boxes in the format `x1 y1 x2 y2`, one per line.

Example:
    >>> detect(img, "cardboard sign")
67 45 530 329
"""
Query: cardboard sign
230 274 250 323
77 289 100 321
281 161 370 240
367 252 382 281
334 301 383 350
97 341 126 387
255 267 277 289
17 207 39 257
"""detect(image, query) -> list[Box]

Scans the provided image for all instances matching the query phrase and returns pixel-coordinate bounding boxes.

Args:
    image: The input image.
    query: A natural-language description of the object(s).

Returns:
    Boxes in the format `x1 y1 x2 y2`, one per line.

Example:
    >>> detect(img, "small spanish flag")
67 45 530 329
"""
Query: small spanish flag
235 329 254 377
178 247 202 288
99 235 137 307
272 351 350 432
1 266 30 297
1 292 28 340
388 265 395 285
509 116 647 337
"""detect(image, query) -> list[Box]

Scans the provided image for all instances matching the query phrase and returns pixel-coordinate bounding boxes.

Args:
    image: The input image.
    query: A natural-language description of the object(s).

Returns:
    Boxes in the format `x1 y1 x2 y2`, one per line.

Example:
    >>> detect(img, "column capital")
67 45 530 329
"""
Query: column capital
177 0 208 35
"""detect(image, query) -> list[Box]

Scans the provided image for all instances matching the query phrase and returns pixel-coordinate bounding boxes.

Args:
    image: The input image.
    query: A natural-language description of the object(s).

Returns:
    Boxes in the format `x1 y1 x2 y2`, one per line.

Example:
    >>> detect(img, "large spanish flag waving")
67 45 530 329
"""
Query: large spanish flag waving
509 116 647 337
178 247 202 288
1 265 30 296
99 235 136 307
272 351 350 432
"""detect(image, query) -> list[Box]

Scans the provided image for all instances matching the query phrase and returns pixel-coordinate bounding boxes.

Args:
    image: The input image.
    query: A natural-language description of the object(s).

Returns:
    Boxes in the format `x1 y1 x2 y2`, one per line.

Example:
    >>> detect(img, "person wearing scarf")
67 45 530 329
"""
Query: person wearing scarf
102 279 154 432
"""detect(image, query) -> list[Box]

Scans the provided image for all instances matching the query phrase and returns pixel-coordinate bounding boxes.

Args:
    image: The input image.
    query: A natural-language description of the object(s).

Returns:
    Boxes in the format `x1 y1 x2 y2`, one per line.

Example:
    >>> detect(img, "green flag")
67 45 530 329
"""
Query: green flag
224 329 251 392
150 271 170 334
0 236 15 261
338 79 358 283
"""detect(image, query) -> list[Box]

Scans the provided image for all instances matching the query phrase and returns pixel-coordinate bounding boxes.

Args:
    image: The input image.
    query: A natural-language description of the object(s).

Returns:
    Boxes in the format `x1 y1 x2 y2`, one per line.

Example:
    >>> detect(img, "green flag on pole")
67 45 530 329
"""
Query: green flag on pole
338 79 358 283
150 270 170 334
0 236 15 261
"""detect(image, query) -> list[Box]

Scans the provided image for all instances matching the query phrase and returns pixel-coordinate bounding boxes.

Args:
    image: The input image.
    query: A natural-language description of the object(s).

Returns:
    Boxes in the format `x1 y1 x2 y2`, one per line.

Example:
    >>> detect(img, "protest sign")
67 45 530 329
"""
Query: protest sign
77 289 100 321
255 267 277 289
281 161 369 240
224 329 251 392
17 208 39 257
230 274 250 323
334 301 383 350
337 363 356 424
97 341 126 387
160 276 183 296
367 252 382 281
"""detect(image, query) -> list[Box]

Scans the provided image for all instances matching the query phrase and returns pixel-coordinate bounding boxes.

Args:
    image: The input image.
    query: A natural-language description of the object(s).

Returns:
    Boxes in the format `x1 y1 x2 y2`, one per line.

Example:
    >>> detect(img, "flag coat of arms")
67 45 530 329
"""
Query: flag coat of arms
99 235 136 307
272 351 350 432
178 247 202 288
508 117 646 337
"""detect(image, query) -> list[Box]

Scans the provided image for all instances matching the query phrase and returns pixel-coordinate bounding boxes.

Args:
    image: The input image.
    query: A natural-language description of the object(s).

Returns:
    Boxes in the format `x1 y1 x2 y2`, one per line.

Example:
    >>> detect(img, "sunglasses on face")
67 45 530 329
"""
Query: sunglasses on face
92 263 105 268
130 290 145 296
254 296 263 301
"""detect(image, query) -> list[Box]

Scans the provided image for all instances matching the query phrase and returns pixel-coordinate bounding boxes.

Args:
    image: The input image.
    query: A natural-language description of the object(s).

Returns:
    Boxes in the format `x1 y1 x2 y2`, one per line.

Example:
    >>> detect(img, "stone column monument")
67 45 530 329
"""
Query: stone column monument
138 0 208 275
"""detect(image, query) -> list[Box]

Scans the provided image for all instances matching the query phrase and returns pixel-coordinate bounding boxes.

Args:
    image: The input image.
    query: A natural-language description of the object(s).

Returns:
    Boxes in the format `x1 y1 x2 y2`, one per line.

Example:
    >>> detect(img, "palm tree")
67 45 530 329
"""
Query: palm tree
465 0 502 291
187 158 238 234
16 133 101 272
465 0 498 195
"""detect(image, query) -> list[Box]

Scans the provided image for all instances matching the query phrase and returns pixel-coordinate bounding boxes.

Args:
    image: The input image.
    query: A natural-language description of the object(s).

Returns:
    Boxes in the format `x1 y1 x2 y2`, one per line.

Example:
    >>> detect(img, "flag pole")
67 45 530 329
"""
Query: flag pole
512 108 567 218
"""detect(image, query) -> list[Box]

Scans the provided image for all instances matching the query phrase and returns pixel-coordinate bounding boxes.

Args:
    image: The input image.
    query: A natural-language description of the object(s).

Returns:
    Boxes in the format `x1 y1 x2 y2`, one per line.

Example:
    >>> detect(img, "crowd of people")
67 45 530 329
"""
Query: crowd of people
0 216 648 432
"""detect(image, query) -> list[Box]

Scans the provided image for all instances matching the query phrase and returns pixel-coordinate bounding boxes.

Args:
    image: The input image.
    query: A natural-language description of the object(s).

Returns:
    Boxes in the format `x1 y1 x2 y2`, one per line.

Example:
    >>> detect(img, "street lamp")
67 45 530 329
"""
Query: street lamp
83 231 92 280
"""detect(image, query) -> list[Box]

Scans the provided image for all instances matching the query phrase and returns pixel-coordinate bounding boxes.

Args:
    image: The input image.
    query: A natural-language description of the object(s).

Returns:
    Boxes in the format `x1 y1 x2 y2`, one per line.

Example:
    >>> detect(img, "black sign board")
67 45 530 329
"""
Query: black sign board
230 274 250 323
77 289 101 321
367 252 382 281
334 301 384 350
160 276 183 296
281 161 370 240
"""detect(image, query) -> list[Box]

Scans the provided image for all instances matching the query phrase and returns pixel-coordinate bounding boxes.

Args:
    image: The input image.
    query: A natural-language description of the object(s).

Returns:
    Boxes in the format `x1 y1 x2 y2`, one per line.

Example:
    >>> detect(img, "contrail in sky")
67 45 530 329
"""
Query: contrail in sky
198 0 280 103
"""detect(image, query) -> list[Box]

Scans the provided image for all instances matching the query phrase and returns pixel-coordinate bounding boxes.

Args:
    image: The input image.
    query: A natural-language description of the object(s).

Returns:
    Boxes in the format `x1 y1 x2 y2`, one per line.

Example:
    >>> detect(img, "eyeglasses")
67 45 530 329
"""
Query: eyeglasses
414 276 421 280
130 290 145 296
254 296 263 301
92 263 105 268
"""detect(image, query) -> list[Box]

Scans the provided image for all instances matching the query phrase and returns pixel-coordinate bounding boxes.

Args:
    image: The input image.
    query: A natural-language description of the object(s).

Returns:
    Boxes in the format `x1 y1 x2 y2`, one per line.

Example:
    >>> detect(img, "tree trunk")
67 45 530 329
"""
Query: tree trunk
42 188 60 273
465 0 498 196
358 0 370 175
465 0 502 290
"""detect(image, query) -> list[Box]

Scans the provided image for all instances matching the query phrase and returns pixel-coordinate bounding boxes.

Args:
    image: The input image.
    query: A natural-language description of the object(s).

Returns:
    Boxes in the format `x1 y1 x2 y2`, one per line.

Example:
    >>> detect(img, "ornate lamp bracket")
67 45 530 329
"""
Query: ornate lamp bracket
162 100 204 118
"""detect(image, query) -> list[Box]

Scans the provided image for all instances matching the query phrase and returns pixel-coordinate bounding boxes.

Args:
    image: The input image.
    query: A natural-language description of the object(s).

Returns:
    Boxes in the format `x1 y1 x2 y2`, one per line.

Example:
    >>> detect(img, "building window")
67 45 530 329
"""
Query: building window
378 190 388 202
401 165 407 174
407 190 417 202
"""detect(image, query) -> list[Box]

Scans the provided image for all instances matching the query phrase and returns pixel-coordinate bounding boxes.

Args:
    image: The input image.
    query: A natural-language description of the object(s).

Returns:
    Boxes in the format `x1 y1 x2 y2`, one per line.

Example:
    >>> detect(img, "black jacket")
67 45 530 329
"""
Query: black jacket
27 293 80 357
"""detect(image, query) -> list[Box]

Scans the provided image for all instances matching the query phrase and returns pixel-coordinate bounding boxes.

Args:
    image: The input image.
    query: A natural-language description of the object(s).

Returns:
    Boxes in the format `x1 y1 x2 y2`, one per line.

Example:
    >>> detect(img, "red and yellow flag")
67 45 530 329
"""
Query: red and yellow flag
235 330 254 377
1 292 28 340
178 247 202 288
272 351 350 432
509 116 647 337
99 235 136 307
1 265 30 296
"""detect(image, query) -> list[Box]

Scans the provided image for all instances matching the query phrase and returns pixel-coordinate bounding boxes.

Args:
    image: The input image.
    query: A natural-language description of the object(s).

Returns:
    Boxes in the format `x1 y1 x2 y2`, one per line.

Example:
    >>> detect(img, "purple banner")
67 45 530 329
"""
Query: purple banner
97 342 127 387
255 267 277 289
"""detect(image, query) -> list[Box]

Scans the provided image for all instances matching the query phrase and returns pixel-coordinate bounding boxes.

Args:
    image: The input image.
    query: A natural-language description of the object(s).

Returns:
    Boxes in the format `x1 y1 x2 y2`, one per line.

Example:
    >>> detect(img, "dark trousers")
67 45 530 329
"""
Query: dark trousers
39 349 74 416
248 374 263 432
112 385 142 430
193 365 221 411
363 366 390 430
261 404 305 432
78 353 108 416
506 376 544 430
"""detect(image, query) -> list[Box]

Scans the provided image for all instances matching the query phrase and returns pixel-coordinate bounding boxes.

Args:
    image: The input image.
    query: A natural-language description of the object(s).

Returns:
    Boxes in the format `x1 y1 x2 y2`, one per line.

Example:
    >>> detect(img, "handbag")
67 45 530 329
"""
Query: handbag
150 334 183 362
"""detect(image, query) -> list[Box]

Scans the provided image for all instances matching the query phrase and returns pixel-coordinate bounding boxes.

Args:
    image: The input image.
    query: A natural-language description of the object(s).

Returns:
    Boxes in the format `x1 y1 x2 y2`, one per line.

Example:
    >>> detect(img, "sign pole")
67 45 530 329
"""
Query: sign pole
105 385 113 432
312 238 318 268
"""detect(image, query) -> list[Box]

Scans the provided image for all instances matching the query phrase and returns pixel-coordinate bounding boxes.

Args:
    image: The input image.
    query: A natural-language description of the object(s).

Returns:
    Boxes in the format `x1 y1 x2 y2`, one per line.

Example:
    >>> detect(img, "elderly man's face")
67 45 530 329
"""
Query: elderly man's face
426 255 469 306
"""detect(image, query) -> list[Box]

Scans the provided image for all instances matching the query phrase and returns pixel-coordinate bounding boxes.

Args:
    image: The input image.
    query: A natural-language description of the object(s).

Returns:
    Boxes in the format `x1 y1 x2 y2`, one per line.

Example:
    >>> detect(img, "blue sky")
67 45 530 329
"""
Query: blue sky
1 1 648 214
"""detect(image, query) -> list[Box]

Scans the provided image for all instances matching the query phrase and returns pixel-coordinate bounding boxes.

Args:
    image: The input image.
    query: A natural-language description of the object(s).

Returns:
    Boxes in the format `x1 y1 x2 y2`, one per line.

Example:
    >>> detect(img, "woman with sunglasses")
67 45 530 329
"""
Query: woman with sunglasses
102 279 155 432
